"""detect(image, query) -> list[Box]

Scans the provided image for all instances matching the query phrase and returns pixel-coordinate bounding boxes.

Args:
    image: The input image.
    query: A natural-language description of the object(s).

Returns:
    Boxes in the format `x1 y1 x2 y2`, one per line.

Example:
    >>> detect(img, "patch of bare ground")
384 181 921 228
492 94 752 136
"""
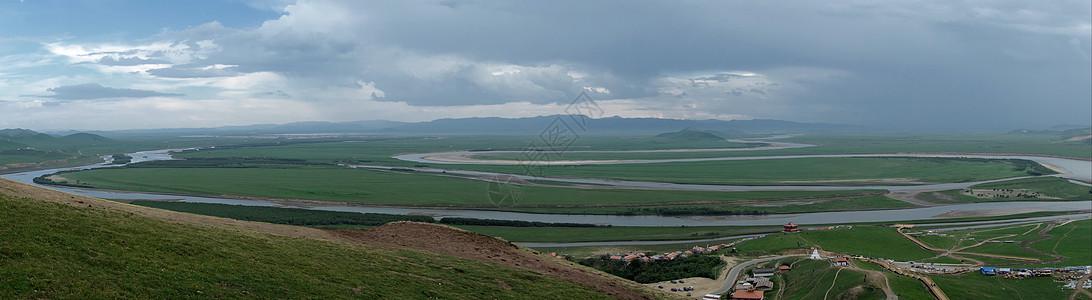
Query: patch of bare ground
0 178 672 299
1063 135 1092 143
931 207 1044 219
846 262 897 300
326 222 673 300
886 190 946 206
643 256 737 298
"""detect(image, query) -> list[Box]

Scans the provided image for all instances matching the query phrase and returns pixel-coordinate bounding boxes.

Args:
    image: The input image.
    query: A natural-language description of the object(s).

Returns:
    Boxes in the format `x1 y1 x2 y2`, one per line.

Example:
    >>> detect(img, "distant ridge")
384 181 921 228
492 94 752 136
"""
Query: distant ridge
0 128 113 150
654 127 756 140
60 115 859 137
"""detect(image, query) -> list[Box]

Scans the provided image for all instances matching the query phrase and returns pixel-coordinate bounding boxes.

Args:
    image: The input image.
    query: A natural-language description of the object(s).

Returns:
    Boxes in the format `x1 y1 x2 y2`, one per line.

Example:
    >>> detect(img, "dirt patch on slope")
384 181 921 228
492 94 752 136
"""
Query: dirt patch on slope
326 222 667 300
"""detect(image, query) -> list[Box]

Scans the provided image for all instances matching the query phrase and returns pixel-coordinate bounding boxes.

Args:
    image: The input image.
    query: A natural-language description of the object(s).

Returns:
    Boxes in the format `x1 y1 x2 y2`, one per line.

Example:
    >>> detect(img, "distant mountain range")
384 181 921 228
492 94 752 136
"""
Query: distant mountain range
0 128 114 150
46 116 860 137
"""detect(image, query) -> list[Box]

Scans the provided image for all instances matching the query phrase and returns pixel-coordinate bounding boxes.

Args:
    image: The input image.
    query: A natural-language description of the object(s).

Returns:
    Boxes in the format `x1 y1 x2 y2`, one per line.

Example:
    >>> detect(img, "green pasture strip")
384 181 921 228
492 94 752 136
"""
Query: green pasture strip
439 157 1052 186
782 132 1092 158
931 272 1071 300
1027 219 1092 267
128 200 434 226
856 261 934 300
727 226 937 261
450 225 778 243
935 177 1092 203
778 259 882 300
59 165 896 213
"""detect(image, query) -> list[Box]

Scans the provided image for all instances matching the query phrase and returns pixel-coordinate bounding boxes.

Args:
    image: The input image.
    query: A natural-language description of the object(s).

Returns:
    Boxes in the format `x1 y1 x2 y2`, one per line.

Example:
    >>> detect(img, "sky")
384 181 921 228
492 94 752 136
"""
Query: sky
0 0 1089 131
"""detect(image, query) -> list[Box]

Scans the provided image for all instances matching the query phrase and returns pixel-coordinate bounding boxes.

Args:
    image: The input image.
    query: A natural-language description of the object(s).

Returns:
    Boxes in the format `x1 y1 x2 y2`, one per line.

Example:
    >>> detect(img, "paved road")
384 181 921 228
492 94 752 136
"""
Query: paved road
712 255 803 295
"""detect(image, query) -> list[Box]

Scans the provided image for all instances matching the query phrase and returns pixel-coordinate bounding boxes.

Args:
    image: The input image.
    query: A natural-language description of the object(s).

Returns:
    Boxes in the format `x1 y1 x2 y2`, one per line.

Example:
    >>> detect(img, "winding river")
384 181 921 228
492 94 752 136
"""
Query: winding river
2 142 1089 228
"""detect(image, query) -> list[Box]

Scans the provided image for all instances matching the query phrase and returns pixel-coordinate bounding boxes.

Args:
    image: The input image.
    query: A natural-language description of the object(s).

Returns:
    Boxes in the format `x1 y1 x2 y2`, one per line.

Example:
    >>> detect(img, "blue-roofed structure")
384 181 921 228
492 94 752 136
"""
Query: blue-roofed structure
980 267 997 275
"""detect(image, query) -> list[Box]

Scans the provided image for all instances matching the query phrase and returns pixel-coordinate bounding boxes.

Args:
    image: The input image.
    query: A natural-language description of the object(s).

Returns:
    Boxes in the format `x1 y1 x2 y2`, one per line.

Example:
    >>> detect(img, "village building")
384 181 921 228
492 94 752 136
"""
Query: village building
752 267 776 277
810 249 822 260
734 277 774 291
778 265 791 273
980 267 997 276
834 257 849 266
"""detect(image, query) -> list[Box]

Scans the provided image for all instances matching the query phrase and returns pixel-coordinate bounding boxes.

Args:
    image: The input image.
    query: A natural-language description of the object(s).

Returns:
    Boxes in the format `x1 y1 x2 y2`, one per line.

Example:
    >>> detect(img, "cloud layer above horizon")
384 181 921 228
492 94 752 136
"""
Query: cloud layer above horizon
1 0 1089 130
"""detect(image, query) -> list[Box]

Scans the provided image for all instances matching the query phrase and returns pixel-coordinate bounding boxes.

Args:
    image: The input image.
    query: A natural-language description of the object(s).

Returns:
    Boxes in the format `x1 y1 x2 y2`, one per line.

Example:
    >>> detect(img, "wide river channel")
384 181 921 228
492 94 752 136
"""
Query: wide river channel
3 145 1090 229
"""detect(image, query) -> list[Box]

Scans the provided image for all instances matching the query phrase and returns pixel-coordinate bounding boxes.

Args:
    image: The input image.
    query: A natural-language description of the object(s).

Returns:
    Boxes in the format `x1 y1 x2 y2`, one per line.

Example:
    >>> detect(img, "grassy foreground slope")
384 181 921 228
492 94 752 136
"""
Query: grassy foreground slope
0 179 663 299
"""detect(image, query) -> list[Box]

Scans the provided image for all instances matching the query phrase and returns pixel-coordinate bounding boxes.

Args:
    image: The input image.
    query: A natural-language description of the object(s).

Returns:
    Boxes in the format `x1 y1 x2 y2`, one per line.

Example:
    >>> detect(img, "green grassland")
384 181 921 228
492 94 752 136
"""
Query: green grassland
128 200 435 226
729 226 937 261
781 132 1092 158
124 201 789 243
445 225 779 243
174 135 761 166
773 259 886 300
57 164 911 215
1028 219 1092 267
437 157 1052 186
925 177 1092 203
0 194 608 299
854 261 934 300
0 133 280 173
931 272 1071 300
466 131 1092 161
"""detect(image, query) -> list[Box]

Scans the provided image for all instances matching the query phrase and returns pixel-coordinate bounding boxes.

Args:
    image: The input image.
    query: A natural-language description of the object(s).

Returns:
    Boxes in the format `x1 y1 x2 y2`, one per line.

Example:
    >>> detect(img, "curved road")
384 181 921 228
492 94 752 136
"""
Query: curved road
713 255 802 295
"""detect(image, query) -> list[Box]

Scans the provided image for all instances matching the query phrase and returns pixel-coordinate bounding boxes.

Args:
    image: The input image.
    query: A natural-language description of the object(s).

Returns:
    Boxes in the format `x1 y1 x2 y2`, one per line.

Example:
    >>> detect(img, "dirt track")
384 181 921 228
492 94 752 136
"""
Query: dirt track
0 178 671 300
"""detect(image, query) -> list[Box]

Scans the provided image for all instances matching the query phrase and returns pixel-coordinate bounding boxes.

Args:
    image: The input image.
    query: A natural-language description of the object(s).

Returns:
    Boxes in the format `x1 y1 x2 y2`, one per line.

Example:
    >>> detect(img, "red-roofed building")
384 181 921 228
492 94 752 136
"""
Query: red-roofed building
835 257 849 266
731 289 764 300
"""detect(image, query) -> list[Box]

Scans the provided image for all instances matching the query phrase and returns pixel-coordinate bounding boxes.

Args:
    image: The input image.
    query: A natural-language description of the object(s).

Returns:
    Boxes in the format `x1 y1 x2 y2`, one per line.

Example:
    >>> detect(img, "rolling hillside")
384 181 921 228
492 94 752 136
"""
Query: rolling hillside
0 178 668 299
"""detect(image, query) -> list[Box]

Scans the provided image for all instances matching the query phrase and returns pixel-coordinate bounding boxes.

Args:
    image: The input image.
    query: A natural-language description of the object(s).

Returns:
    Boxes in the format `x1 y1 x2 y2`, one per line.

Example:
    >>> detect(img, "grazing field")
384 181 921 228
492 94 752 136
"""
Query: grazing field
781 132 1092 158
57 163 909 215
0 193 609 299
931 272 1071 300
175 135 761 165
911 219 1092 267
446 225 779 243
128 200 435 226
728 226 938 261
773 259 886 300
855 261 935 300
439 157 1053 186
922 177 1092 203
1028 219 1092 266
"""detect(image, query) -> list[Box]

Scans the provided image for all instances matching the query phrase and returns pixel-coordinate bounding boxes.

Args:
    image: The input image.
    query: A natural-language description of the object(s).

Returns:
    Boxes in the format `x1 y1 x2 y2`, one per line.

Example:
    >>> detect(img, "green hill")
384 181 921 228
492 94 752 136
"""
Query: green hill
0 128 114 150
655 127 730 141
0 180 653 299
655 127 757 141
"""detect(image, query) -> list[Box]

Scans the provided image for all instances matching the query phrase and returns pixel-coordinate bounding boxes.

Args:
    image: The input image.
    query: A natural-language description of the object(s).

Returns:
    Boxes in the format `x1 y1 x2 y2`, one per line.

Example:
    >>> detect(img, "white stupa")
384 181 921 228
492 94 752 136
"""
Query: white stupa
810 248 822 260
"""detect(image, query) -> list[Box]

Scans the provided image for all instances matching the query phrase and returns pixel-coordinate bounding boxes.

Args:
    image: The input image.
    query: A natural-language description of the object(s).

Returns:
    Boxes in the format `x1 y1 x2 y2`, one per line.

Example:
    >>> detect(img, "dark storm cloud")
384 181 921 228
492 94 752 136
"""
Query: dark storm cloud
100 0 1088 128
44 83 182 100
